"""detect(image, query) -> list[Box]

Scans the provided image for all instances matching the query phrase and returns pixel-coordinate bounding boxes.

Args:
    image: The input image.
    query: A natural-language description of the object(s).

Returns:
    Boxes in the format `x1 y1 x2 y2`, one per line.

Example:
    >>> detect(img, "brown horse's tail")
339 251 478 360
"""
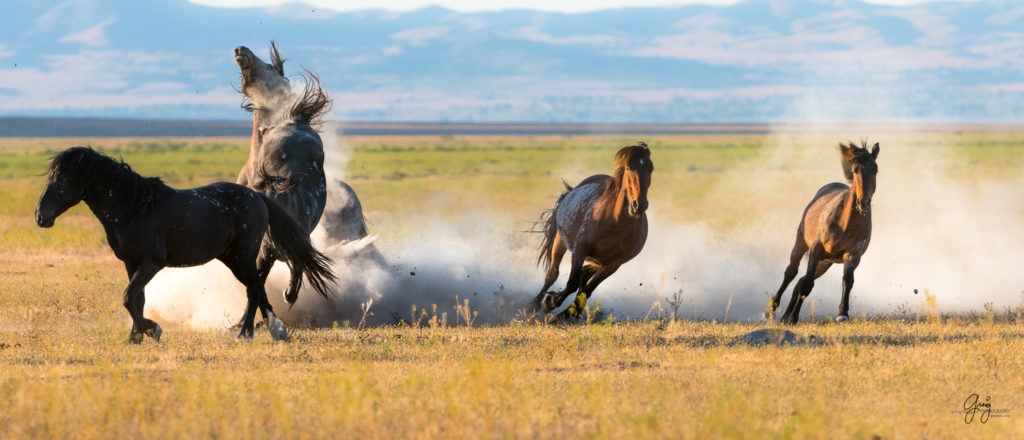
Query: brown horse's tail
534 180 573 268
258 193 337 303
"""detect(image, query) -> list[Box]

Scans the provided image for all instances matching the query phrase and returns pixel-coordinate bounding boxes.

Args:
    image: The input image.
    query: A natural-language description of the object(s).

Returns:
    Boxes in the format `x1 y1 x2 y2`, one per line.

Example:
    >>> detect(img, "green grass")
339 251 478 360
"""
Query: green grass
2 133 1024 438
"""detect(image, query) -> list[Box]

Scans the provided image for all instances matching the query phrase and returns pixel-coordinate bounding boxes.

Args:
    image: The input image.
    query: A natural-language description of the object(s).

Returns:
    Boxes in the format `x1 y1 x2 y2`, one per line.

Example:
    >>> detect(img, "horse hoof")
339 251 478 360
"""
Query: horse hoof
151 324 163 342
268 316 290 342
540 293 559 313
835 315 849 323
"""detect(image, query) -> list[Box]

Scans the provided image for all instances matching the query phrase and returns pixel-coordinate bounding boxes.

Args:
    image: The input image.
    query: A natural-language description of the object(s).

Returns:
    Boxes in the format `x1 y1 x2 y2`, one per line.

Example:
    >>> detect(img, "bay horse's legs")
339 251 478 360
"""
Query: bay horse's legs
781 245 822 324
546 251 586 313
122 261 164 343
557 263 620 321
579 263 599 289
837 253 861 321
768 234 808 320
533 233 567 311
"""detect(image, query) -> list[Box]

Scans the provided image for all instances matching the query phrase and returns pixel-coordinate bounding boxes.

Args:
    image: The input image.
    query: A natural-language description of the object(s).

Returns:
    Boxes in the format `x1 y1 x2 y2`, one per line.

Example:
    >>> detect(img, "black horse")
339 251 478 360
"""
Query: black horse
35 147 336 342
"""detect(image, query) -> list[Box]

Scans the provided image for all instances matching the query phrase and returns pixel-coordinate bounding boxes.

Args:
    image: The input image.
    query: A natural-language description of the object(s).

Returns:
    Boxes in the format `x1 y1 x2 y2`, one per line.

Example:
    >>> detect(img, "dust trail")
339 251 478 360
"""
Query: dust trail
146 122 1024 328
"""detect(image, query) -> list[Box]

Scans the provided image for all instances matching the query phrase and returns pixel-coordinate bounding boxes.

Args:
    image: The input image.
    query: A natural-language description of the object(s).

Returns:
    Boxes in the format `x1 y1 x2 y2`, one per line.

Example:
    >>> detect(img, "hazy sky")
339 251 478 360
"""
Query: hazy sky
189 0 980 14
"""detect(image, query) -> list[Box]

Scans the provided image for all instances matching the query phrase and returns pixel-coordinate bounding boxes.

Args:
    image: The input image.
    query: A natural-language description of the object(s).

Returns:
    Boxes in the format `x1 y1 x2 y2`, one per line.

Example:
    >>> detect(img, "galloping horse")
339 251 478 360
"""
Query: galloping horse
533 143 653 320
234 42 333 306
35 147 336 342
768 141 880 324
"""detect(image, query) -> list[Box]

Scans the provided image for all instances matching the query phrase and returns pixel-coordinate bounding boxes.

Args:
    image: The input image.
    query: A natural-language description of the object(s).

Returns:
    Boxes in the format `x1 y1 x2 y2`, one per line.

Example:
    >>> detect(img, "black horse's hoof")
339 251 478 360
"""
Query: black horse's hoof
835 315 849 323
146 324 163 342
128 331 144 344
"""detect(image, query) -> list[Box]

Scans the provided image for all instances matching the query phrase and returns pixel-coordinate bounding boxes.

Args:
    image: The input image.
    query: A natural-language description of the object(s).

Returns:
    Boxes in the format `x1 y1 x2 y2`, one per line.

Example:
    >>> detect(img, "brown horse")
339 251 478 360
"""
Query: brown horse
533 143 653 320
768 141 880 324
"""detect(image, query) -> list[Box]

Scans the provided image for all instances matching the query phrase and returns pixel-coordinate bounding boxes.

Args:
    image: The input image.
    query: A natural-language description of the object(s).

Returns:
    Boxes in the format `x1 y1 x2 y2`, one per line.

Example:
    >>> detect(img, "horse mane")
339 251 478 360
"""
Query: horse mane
289 68 331 129
838 140 873 182
46 146 165 216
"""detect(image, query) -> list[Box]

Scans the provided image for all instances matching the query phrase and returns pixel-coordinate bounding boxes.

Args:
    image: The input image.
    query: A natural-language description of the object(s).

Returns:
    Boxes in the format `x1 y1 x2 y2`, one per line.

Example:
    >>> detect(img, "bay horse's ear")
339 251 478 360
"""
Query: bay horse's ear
870 142 880 159
838 142 850 154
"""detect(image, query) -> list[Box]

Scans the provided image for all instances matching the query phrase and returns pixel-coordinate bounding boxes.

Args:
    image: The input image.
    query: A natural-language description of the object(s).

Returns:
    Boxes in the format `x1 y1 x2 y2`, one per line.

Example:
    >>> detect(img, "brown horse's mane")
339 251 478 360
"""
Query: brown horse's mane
839 140 875 182
595 142 650 220
46 147 165 216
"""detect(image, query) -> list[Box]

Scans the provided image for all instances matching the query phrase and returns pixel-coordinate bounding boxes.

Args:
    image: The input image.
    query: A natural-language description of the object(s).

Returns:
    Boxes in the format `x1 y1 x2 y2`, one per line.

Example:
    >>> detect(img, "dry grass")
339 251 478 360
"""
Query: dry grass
1 134 1023 438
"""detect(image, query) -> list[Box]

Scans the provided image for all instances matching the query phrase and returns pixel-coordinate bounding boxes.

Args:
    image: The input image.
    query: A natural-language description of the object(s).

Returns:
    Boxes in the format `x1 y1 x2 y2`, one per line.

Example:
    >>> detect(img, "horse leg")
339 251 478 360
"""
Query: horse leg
533 234 567 311
781 245 822 325
768 234 808 321
545 251 586 313
122 261 164 343
557 263 620 321
283 261 304 307
837 254 861 322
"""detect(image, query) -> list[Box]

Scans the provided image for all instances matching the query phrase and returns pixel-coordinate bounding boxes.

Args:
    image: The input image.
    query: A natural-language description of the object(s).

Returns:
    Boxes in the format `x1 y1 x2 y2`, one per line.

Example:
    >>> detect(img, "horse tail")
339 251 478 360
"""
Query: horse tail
534 180 573 268
258 193 337 302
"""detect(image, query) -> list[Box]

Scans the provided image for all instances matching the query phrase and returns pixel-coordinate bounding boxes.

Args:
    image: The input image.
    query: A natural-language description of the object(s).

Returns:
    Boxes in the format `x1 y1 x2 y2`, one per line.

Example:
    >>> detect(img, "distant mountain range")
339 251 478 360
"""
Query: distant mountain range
1 0 1022 123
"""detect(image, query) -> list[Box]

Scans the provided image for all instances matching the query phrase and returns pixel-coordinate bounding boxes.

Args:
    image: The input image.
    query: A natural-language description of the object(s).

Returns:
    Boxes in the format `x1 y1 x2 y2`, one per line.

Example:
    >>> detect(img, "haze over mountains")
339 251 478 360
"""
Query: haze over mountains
2 0 1022 123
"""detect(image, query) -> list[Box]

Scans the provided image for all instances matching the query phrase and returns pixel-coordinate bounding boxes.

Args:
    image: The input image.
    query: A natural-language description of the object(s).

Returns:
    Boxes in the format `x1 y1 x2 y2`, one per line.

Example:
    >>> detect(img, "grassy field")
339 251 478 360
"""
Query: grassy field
1 134 1023 438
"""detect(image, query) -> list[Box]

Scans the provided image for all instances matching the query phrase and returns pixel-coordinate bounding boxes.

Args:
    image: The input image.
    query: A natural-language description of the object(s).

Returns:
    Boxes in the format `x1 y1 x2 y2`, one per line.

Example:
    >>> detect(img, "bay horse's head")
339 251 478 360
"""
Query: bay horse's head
840 141 880 215
614 142 654 219
36 147 94 228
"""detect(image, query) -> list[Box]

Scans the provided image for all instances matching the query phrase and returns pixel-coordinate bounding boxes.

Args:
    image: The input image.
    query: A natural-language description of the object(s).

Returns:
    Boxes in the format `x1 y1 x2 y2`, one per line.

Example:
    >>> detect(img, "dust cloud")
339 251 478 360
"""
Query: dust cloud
146 113 1024 328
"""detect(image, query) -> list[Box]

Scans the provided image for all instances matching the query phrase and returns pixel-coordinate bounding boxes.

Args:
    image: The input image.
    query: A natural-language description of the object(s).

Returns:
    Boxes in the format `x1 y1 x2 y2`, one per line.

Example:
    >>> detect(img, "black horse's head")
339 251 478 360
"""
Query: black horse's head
840 141 880 215
36 147 94 228
614 142 654 218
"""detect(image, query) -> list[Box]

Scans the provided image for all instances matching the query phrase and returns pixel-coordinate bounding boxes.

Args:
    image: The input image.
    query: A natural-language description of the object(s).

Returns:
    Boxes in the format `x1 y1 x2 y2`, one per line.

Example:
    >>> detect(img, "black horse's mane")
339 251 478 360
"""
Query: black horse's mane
46 146 166 216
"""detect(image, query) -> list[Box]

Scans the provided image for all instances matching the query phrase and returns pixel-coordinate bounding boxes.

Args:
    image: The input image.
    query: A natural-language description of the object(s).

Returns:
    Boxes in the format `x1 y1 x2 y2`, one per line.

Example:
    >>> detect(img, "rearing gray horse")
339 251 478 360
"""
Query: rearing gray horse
234 42 332 307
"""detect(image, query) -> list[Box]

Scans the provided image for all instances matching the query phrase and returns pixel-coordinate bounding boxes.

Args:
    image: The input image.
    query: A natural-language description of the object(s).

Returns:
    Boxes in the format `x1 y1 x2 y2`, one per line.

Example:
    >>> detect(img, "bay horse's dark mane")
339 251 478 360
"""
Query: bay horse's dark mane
595 142 650 220
839 140 875 182
46 146 165 216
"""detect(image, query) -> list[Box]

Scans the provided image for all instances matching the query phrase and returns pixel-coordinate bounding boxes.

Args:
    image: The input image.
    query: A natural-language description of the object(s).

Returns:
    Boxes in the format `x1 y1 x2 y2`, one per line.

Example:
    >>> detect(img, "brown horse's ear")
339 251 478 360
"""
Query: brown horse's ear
839 142 850 154
870 143 880 159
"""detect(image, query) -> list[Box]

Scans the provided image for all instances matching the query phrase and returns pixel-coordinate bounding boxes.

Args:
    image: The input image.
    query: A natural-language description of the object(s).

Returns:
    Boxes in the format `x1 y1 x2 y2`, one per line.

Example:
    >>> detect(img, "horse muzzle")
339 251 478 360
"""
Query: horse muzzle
35 210 54 228
856 197 871 215
629 199 649 217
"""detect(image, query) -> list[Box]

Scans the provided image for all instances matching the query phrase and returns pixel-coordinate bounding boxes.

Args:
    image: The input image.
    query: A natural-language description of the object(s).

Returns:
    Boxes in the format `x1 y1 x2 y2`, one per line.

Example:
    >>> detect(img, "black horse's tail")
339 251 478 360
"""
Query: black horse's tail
258 193 337 303
534 180 573 268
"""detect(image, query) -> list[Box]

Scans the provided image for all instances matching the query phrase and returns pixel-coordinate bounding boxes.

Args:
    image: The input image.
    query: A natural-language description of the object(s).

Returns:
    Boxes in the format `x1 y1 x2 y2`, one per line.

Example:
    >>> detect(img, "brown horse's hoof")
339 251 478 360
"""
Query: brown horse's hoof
540 293 559 313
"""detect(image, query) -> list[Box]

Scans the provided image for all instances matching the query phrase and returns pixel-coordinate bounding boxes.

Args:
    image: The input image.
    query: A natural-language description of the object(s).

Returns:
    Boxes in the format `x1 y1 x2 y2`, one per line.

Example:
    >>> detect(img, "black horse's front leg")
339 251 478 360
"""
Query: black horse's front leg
123 261 164 343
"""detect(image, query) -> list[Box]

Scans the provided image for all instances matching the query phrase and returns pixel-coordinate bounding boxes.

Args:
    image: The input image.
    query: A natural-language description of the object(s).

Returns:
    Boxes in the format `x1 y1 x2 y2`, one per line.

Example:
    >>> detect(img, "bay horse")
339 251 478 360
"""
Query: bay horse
533 143 653 321
767 141 880 324
234 42 333 308
35 147 336 342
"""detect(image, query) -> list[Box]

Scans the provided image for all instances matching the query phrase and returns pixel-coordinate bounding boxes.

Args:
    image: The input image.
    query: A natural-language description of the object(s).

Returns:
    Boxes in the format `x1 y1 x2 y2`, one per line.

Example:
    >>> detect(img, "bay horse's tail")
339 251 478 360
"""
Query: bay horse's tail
535 180 573 268
258 193 337 302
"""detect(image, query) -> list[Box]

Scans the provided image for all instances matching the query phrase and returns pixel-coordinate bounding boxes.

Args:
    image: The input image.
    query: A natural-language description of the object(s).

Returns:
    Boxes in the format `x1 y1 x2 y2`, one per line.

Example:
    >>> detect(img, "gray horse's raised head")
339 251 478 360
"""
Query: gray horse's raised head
235 42 293 123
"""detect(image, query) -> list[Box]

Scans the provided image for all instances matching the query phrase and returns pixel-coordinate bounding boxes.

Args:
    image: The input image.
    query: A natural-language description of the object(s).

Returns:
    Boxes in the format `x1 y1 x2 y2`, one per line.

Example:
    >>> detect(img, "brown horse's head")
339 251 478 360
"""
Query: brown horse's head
840 141 880 215
613 142 654 219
